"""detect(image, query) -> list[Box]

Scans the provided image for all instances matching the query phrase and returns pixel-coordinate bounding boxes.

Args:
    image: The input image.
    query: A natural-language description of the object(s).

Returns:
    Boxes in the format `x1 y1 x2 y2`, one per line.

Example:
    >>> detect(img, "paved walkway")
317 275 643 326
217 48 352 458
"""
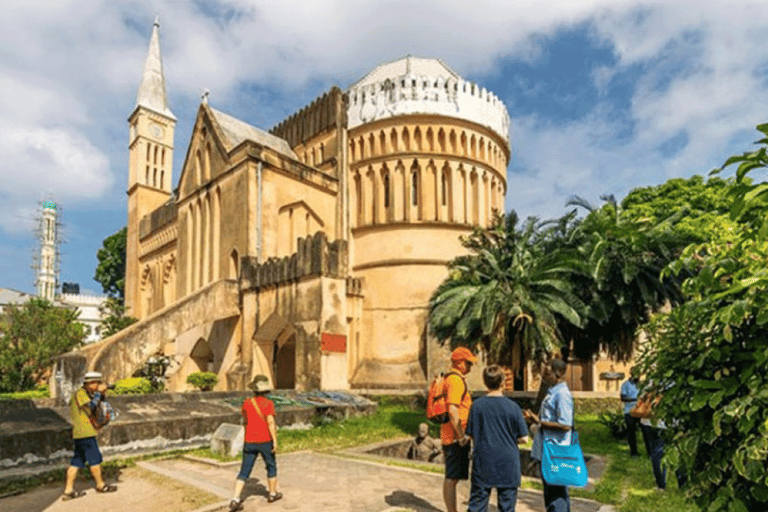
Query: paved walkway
1 451 611 512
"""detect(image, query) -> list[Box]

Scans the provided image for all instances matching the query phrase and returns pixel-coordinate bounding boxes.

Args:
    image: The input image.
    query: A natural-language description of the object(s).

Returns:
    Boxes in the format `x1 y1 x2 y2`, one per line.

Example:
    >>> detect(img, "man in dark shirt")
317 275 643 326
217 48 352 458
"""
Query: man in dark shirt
466 365 529 512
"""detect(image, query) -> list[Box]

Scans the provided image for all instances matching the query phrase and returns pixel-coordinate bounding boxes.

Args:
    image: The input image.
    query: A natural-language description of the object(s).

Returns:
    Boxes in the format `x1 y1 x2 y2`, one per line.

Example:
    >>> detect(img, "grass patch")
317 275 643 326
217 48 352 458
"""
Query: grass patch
572 413 698 512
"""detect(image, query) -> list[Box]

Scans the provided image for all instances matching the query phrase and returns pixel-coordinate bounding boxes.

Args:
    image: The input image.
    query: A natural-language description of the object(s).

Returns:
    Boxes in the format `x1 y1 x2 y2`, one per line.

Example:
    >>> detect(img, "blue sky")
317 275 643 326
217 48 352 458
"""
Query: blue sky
2 0 768 296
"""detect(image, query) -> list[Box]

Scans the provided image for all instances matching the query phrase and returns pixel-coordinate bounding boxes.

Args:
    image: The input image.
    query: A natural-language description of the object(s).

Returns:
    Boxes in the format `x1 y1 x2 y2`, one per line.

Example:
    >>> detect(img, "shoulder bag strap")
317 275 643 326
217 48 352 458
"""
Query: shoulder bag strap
250 397 267 422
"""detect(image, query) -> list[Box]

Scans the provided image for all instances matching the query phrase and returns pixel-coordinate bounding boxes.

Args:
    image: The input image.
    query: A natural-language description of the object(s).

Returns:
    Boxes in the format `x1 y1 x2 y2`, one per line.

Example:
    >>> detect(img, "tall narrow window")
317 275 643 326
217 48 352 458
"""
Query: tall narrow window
384 173 390 209
441 172 447 206
411 170 419 206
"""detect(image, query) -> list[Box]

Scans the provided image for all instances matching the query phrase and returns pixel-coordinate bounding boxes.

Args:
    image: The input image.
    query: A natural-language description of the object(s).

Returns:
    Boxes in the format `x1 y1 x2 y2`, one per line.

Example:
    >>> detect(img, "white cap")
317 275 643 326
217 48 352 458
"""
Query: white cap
83 371 104 383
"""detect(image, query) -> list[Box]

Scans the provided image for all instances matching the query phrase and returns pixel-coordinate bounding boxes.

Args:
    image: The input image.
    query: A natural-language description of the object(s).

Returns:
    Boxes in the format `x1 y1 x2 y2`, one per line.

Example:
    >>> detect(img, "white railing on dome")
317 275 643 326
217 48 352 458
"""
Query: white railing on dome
347 74 511 145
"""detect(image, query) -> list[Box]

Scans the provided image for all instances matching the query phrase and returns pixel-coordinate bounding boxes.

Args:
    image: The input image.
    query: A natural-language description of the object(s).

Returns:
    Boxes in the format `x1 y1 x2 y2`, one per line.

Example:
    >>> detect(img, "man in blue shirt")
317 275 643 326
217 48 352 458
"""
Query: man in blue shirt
524 358 573 512
620 367 641 457
466 365 528 512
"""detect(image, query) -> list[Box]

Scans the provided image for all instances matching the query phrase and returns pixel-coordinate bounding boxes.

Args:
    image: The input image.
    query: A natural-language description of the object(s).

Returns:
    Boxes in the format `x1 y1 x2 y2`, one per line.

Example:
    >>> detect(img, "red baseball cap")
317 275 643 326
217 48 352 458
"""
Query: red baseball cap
451 347 478 363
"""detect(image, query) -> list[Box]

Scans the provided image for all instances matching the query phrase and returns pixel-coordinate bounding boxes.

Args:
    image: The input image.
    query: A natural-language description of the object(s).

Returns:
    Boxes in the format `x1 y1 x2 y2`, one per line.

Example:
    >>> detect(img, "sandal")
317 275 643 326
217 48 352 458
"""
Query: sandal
61 490 86 501
228 498 244 511
96 483 117 493
267 492 283 503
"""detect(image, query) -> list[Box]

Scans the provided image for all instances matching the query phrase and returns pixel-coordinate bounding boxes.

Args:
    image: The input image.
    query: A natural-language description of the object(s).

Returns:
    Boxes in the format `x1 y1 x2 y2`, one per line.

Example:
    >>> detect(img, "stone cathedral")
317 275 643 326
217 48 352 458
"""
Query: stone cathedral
78 19 513 392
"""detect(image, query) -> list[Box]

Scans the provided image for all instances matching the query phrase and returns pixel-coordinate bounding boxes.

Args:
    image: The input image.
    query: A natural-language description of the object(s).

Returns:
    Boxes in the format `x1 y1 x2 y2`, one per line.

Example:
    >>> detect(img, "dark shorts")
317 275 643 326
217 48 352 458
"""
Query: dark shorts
70 437 103 468
444 442 471 480
237 441 277 480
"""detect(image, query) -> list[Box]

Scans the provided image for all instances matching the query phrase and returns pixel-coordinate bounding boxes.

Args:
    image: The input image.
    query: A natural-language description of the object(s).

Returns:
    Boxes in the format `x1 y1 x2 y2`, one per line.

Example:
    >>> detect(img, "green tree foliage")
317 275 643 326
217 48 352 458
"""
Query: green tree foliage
99 297 137 338
0 298 86 392
94 226 127 300
564 195 689 360
428 212 587 373
639 123 768 512
621 175 735 244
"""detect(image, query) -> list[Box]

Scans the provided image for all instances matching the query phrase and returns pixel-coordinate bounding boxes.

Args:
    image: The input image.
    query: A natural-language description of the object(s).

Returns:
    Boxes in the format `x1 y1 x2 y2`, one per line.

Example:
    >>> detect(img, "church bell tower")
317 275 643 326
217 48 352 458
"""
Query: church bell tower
125 16 176 318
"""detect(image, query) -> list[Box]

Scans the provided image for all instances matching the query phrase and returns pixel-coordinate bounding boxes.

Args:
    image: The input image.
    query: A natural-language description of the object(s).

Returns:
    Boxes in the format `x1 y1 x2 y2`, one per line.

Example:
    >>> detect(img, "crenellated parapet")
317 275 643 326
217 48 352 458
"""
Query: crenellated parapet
240 231 357 291
347 74 510 146
269 87 346 148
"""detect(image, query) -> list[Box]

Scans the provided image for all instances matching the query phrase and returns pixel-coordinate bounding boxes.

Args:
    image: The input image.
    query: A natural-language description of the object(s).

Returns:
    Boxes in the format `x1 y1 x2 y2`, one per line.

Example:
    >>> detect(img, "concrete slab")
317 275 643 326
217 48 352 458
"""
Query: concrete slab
0 451 610 512
143 451 605 512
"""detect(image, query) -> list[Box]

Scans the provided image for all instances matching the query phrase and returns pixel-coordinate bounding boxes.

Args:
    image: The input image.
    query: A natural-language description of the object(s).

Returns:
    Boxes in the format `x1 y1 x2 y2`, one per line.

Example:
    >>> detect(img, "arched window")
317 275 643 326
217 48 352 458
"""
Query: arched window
414 127 422 151
383 172 390 209
230 248 239 280
441 171 448 206
411 169 419 206
426 127 434 152
390 128 398 152
355 173 363 226
438 129 446 152
403 127 411 152
380 131 387 154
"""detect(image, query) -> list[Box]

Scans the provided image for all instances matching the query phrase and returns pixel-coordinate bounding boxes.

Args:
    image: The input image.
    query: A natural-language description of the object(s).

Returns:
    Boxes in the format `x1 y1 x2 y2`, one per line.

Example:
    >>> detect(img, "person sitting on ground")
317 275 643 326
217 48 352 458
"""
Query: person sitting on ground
466 364 529 512
407 422 442 462
229 375 282 511
62 371 117 501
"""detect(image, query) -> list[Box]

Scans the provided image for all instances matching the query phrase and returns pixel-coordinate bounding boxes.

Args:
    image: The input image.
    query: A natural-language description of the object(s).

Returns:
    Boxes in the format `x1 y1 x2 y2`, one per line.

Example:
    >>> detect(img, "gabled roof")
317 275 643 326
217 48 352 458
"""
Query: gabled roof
209 107 297 159
348 56 460 90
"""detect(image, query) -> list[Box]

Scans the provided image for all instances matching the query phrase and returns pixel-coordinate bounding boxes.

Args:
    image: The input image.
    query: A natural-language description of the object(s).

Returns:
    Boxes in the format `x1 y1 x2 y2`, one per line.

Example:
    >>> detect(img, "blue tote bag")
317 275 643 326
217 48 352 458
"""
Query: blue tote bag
541 430 588 487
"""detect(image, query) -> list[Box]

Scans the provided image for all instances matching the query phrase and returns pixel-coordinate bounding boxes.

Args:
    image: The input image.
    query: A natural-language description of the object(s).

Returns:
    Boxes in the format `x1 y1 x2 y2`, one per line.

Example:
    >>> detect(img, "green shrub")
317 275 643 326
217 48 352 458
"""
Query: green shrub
0 384 50 400
113 377 153 395
186 371 218 391
598 409 627 439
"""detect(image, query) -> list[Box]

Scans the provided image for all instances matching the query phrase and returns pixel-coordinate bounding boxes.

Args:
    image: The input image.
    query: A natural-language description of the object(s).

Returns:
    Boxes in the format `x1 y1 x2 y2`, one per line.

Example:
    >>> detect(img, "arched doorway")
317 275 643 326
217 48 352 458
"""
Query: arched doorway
190 338 214 372
274 334 296 389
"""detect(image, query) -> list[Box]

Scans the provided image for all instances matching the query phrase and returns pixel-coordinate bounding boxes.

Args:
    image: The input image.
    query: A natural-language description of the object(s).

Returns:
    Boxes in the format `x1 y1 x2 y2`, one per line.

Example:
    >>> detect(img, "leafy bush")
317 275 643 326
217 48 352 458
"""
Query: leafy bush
597 409 627 439
113 377 153 395
0 384 51 400
132 354 169 392
186 371 218 391
639 124 768 512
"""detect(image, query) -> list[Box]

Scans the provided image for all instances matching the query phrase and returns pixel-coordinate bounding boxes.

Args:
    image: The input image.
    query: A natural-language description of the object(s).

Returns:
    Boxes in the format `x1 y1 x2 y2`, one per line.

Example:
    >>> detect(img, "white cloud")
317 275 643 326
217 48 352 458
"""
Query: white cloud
3 0 768 289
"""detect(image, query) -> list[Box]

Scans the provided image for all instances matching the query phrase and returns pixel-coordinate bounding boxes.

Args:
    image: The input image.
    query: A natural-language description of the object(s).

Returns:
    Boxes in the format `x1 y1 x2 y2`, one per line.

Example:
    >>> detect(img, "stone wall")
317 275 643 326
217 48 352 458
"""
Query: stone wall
56 279 240 396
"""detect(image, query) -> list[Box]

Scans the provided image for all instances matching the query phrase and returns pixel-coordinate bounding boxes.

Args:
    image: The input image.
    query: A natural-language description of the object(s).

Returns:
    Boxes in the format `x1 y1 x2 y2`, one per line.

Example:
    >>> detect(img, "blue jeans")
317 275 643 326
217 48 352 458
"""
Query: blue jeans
468 484 517 512
237 442 276 480
542 477 570 512
641 425 666 489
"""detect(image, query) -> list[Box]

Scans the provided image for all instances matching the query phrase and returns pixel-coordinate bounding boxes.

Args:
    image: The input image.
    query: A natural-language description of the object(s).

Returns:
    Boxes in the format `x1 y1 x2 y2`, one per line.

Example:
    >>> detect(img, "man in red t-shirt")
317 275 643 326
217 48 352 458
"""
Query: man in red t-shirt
229 376 281 511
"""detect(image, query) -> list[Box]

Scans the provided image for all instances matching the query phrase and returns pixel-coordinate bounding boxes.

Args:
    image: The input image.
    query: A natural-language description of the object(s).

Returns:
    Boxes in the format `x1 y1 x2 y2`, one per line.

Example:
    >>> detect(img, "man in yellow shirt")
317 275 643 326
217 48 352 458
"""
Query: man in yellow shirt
441 347 477 512
62 371 117 500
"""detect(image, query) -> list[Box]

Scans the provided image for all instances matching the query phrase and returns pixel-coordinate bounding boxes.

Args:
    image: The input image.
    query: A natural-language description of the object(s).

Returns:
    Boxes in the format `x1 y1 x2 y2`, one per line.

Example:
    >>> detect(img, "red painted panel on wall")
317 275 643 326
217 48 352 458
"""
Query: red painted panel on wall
321 333 346 353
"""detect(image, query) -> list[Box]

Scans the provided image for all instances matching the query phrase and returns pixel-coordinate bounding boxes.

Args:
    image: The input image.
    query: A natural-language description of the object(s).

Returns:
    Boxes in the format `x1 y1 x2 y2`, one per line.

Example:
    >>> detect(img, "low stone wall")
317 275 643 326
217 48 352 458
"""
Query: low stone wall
0 391 376 475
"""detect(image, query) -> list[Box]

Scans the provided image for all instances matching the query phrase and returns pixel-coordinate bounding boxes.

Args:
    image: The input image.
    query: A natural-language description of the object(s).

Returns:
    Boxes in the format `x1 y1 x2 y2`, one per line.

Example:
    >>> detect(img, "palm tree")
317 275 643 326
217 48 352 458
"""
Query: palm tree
564 195 688 360
428 212 587 376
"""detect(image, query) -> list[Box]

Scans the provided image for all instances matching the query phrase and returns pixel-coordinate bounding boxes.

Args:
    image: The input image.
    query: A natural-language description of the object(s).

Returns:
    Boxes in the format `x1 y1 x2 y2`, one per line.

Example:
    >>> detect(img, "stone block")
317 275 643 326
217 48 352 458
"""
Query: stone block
210 422 244 458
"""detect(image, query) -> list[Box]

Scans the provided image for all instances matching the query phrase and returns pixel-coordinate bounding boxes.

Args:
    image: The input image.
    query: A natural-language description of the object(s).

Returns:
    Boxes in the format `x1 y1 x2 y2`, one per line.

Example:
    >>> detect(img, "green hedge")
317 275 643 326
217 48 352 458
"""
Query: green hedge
113 377 153 395
0 385 50 400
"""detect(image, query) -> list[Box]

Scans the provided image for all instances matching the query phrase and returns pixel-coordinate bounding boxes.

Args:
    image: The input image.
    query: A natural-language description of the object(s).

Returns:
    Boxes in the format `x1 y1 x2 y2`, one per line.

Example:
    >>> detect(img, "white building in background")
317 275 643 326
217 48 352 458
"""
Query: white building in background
58 293 107 344
35 201 61 301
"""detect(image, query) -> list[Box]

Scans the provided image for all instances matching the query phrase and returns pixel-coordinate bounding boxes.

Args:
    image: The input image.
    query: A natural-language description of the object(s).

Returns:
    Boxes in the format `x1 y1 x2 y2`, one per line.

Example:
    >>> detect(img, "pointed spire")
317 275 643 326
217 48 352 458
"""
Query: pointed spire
135 15 175 120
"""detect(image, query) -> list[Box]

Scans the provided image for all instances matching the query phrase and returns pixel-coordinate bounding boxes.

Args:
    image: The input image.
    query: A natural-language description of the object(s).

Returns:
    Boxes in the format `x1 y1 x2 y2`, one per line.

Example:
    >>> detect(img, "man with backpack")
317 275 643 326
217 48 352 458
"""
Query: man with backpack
440 347 477 512
61 371 117 501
